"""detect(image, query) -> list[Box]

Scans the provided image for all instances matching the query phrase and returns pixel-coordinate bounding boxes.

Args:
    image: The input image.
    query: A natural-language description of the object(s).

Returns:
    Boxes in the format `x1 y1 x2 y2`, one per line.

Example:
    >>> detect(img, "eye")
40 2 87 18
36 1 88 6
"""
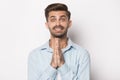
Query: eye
60 17 67 22
50 18 56 22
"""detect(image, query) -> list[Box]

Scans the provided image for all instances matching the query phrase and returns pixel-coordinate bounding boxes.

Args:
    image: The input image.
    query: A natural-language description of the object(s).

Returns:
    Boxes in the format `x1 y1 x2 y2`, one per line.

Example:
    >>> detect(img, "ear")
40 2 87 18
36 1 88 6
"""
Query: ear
68 20 72 28
45 22 49 29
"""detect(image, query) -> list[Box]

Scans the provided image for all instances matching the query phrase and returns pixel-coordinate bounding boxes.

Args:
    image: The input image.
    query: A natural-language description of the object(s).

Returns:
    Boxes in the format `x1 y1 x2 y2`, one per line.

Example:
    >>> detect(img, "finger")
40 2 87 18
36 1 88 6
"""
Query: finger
57 53 60 65
54 52 57 65
54 43 59 58
53 40 58 55
55 38 60 49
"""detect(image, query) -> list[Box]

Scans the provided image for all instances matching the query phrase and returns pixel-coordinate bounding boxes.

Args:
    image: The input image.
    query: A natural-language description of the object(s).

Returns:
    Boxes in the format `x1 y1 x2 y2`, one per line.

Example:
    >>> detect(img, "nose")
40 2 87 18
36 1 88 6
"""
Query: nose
56 20 60 26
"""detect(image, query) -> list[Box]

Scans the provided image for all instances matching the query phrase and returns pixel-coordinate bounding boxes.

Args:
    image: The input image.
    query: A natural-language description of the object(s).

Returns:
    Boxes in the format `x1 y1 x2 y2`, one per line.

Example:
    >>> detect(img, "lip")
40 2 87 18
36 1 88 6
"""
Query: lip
53 26 64 32
54 28 63 33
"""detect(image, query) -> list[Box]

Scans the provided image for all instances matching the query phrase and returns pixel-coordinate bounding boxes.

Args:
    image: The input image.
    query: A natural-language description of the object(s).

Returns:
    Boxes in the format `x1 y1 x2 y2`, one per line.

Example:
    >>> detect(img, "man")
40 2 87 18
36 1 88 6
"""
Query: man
28 3 90 80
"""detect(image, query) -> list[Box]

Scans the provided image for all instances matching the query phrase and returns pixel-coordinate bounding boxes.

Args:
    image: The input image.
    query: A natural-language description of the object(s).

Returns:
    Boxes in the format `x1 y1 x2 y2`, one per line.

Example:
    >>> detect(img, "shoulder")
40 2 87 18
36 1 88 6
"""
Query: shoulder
28 41 48 58
72 42 90 58
28 46 42 60
72 42 90 64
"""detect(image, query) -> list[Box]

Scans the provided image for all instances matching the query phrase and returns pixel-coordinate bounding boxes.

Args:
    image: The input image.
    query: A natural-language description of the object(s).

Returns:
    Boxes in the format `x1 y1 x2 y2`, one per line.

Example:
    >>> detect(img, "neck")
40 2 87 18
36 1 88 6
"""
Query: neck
49 35 68 49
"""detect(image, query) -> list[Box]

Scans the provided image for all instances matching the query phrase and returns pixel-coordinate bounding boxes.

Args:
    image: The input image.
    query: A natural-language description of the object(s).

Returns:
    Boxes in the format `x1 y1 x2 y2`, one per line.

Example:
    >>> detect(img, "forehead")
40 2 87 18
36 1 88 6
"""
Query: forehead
48 11 67 18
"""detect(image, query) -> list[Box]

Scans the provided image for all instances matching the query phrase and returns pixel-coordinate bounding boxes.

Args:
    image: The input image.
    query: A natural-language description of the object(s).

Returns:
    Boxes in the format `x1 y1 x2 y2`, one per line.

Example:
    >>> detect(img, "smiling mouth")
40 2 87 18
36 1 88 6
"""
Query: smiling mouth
53 26 64 32
54 27 63 32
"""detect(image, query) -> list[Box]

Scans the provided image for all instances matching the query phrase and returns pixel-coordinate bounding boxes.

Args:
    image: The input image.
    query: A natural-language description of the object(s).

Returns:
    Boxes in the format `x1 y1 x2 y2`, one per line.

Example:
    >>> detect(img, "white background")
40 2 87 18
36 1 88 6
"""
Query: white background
0 0 120 80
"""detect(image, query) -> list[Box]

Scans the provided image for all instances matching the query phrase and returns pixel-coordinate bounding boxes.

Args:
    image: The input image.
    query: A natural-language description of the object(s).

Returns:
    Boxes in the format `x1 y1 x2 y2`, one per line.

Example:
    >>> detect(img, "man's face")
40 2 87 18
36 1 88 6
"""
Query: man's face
46 11 72 38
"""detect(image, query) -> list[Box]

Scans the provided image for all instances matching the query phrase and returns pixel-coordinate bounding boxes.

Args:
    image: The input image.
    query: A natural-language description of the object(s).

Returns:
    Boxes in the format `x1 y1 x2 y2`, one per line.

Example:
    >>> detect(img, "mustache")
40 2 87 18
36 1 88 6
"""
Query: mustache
53 25 64 30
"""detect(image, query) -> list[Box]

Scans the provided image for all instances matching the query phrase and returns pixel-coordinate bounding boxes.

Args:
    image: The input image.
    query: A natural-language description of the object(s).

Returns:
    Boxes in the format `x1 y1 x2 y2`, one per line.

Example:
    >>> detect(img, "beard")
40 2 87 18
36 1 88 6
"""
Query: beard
49 25 68 38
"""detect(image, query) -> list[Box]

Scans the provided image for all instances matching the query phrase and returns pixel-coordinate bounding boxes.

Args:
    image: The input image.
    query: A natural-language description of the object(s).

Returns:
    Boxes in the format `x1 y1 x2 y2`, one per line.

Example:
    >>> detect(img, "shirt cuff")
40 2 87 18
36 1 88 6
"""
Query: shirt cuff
58 63 70 76
45 65 57 77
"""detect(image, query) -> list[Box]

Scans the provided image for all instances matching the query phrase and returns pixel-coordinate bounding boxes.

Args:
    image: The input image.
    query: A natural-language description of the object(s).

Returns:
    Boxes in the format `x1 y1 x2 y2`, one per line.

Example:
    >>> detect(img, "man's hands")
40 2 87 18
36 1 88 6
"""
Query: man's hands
50 38 65 69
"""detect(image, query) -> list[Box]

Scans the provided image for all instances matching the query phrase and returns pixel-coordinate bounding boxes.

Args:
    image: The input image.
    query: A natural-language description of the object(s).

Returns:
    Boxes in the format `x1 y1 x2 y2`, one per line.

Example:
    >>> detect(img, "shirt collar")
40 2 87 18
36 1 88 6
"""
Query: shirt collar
40 38 75 53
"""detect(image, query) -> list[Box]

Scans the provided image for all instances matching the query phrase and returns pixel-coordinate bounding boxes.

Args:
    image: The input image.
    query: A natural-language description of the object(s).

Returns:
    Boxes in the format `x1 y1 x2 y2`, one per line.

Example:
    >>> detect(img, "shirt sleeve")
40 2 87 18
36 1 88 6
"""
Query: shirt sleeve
77 52 90 80
28 52 57 80
57 51 90 80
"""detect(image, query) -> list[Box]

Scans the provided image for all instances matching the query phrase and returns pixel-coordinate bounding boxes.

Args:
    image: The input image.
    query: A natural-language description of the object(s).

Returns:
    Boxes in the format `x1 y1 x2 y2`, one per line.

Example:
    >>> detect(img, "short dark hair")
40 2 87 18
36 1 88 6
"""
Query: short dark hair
45 3 71 21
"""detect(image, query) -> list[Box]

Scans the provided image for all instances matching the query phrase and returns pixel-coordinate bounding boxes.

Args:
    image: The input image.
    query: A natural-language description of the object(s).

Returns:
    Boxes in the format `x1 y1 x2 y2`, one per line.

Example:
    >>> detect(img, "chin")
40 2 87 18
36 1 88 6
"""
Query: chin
51 32 67 38
53 34 66 38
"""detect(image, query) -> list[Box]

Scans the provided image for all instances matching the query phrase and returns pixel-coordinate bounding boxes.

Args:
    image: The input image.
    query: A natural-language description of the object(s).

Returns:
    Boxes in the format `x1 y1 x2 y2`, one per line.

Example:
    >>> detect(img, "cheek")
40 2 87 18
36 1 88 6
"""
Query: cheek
64 23 69 28
60 22 68 26
48 22 56 27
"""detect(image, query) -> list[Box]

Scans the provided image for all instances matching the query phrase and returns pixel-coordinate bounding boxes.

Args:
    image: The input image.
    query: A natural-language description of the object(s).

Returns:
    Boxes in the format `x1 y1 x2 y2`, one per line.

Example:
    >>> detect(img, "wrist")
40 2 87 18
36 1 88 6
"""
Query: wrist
58 61 65 67
50 63 57 69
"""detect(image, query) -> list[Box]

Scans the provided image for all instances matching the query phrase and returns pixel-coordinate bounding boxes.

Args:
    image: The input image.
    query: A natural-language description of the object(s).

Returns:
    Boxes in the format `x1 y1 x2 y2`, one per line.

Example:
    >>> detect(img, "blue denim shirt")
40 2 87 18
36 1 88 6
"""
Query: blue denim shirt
28 39 90 80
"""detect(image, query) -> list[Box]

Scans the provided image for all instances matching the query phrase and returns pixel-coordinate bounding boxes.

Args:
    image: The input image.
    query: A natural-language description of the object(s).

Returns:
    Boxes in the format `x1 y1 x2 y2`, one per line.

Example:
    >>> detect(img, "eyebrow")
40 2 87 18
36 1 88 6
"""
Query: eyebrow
60 15 67 17
49 15 67 18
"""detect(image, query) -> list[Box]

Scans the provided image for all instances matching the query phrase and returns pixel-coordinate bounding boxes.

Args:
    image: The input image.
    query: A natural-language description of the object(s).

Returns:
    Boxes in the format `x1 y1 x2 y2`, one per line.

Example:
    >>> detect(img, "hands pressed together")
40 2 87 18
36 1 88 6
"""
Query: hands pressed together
50 38 65 69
